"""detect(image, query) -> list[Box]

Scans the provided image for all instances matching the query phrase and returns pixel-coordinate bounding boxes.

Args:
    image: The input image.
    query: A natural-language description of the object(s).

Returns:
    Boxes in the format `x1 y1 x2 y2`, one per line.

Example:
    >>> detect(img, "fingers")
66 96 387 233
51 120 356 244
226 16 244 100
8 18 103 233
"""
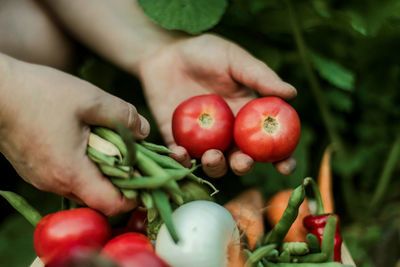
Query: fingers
71 157 138 217
168 145 192 168
201 149 227 178
273 155 297 175
81 91 150 139
228 45 297 101
228 148 254 176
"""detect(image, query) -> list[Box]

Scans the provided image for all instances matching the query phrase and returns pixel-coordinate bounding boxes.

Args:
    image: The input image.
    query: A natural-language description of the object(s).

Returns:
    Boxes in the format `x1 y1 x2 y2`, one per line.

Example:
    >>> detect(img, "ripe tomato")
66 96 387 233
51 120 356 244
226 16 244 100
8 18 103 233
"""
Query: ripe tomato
102 233 167 267
34 208 111 265
172 94 234 158
233 97 301 162
102 232 153 255
126 208 148 234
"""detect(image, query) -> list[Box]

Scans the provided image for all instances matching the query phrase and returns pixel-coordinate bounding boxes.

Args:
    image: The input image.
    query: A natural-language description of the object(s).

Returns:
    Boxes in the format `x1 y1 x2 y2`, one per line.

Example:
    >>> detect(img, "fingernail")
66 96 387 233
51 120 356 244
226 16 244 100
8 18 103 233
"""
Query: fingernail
139 116 150 136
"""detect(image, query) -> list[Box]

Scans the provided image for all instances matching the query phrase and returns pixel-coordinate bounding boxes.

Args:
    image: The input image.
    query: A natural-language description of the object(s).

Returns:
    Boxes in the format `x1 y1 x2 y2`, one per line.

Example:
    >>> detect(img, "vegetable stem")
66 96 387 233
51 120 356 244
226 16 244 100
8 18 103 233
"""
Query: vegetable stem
370 134 400 212
285 0 343 151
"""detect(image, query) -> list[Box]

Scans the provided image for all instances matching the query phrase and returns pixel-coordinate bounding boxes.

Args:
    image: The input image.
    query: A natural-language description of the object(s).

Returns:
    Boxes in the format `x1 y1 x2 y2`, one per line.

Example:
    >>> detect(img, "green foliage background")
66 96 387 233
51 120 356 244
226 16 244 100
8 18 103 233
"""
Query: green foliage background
1 0 400 266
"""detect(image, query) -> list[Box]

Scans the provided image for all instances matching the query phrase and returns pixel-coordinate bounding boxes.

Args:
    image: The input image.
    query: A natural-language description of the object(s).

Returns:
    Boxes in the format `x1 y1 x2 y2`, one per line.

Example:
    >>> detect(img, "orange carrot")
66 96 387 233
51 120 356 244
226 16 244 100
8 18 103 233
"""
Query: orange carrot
264 189 311 242
318 145 334 213
224 189 264 250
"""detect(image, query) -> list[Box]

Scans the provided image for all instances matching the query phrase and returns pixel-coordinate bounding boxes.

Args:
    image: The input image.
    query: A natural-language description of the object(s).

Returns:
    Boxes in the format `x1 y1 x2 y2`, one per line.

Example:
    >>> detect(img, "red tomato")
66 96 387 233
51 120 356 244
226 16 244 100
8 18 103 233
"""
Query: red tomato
234 97 301 162
126 208 148 234
102 232 153 255
106 249 169 267
34 208 111 265
172 94 234 158
102 233 167 267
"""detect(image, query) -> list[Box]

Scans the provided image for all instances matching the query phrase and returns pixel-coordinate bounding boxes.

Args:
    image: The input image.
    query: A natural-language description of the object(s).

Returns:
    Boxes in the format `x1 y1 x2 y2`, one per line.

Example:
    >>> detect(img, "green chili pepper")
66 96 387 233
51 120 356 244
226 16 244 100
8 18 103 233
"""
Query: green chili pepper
321 215 338 262
0 190 42 226
140 141 173 154
245 244 277 267
282 242 309 255
306 233 321 253
264 178 310 245
292 252 327 263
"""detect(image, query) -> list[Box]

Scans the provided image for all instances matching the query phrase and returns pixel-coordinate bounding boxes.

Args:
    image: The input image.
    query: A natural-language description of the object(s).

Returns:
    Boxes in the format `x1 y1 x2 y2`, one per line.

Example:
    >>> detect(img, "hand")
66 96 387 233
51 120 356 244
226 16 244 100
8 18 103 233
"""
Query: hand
138 34 297 178
0 54 150 216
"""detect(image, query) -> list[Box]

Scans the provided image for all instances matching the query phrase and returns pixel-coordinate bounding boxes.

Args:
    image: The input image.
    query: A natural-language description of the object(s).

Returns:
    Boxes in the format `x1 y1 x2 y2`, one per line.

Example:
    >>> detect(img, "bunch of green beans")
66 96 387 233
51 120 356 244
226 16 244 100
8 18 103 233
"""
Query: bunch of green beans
87 126 218 243
244 178 350 267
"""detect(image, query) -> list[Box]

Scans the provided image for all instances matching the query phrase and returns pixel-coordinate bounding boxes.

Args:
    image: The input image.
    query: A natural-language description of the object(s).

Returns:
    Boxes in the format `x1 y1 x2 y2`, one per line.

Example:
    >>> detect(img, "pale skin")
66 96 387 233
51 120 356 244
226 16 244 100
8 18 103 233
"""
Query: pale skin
0 0 297 216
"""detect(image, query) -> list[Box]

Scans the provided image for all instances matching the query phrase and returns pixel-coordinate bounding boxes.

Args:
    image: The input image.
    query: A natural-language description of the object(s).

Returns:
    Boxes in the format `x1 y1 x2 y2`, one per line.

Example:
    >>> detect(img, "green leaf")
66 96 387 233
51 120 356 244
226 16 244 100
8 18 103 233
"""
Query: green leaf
310 52 355 92
138 0 228 34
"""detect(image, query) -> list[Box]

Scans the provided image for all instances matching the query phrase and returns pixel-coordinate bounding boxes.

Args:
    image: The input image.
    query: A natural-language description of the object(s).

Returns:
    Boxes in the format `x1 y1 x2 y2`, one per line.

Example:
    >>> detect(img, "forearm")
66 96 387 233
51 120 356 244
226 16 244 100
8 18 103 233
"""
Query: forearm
44 0 184 75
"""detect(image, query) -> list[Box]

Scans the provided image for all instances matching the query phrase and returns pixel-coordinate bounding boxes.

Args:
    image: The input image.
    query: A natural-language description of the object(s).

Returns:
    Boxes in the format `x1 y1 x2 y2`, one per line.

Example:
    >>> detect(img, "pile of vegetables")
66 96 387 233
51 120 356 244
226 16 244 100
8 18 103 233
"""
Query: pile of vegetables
0 94 357 266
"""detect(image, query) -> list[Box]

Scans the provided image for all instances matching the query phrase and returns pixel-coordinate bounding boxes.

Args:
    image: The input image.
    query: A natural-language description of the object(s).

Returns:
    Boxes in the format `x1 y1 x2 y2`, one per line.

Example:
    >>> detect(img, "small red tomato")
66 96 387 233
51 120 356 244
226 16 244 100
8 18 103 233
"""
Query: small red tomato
102 232 153 256
234 97 301 162
126 208 148 234
102 233 167 267
106 249 169 267
172 94 234 158
34 208 111 265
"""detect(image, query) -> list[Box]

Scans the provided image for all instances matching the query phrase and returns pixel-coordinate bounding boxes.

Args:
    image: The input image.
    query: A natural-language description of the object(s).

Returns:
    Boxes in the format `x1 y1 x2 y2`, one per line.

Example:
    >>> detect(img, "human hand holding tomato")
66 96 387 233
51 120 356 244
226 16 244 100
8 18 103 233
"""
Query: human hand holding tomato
139 34 298 177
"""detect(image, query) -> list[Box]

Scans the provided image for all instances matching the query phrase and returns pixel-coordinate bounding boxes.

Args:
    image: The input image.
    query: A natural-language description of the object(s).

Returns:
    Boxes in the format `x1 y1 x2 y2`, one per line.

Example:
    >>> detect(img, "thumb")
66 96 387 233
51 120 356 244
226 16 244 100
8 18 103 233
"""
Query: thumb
228 45 297 101
80 90 150 139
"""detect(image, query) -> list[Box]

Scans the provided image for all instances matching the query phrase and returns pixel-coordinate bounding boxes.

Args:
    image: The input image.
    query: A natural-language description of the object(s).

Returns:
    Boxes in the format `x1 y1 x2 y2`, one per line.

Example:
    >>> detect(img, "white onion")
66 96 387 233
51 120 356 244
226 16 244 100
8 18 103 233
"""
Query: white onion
155 200 241 267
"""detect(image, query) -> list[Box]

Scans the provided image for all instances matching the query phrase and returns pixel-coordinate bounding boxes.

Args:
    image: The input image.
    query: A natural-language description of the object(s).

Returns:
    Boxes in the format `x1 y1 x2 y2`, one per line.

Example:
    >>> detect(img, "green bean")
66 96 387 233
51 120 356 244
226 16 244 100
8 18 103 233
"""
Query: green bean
321 215 338 262
141 141 173 154
264 262 352 267
115 123 137 166
111 176 175 189
152 189 179 243
264 178 310 245
243 249 253 260
292 252 327 263
278 250 291 263
136 151 183 205
245 244 277 267
0 190 42 226
99 164 130 179
136 143 219 195
140 191 154 209
306 233 321 253
282 242 309 255
257 262 264 267
87 146 117 166
92 127 127 157
117 165 131 172
121 189 138 199
147 207 158 223
264 249 279 262
164 166 200 181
